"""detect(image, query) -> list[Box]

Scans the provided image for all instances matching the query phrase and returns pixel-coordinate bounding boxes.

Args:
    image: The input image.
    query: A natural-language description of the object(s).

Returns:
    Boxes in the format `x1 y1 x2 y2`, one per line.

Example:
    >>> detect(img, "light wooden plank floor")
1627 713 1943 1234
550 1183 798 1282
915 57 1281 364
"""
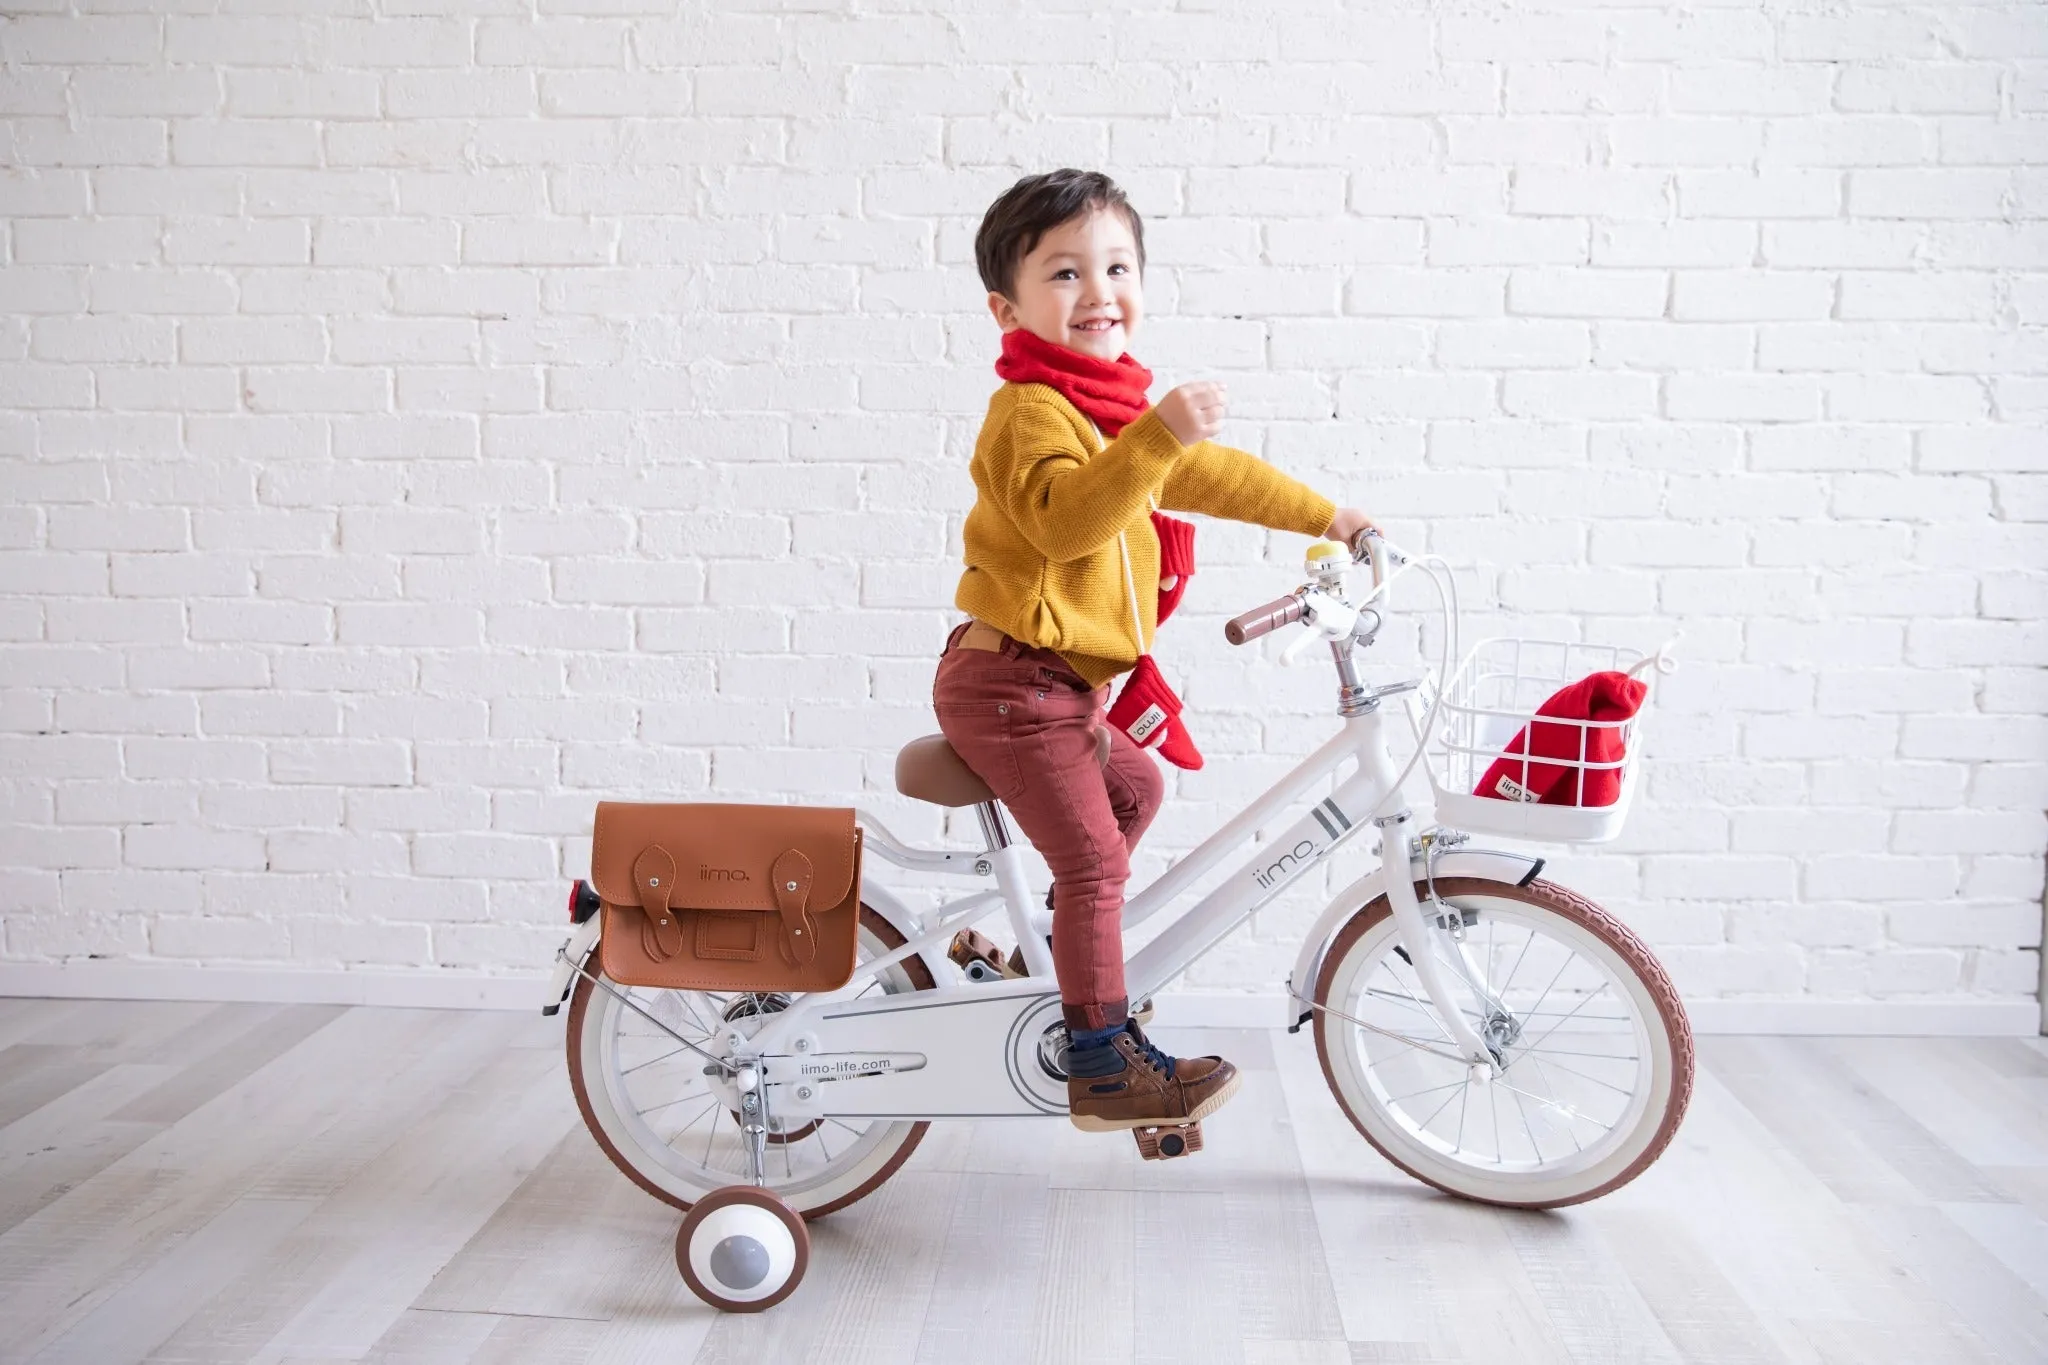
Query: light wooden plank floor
0 998 2042 1364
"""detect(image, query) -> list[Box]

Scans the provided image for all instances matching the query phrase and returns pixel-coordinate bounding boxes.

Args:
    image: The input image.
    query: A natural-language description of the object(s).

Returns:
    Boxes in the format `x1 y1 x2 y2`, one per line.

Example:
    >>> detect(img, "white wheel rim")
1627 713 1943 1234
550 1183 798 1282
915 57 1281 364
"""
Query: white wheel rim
1324 892 1672 1202
577 924 925 1213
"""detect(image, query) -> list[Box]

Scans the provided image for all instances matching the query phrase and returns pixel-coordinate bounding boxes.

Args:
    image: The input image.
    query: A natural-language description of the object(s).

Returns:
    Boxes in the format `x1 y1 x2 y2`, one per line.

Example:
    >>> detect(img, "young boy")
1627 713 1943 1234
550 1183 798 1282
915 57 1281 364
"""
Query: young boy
934 169 1374 1133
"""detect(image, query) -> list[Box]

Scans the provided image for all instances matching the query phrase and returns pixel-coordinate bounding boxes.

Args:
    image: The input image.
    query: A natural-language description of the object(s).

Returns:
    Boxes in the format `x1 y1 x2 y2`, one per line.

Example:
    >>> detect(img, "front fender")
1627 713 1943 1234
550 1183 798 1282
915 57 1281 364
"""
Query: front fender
1283 845 1544 1032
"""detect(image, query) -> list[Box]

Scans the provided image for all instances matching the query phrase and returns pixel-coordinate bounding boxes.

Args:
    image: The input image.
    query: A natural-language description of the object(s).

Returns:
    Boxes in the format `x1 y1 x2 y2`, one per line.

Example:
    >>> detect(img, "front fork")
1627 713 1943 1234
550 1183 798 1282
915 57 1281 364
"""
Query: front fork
1375 817 1499 1071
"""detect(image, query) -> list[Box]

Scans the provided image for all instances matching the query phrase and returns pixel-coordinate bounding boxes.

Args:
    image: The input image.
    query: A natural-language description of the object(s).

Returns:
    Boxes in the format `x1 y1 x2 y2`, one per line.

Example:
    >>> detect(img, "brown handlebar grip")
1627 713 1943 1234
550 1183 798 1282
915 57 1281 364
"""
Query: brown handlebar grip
1224 594 1304 646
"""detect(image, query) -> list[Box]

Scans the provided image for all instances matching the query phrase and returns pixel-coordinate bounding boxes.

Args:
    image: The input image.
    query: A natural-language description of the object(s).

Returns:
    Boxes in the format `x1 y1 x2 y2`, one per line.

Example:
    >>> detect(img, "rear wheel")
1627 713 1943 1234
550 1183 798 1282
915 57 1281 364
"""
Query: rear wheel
566 906 935 1219
1314 877 1692 1209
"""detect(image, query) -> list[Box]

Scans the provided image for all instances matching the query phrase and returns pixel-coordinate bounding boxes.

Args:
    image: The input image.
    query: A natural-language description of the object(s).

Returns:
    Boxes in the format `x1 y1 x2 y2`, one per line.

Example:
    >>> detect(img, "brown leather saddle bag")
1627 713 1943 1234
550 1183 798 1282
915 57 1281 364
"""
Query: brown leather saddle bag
588 801 862 993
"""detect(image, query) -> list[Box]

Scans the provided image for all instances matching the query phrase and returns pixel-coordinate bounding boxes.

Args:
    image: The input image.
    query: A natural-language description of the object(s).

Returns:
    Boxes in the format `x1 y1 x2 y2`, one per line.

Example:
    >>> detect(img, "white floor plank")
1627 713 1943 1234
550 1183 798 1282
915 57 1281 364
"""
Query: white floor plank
1031 1187 1136 1365
0 1003 2041 1363
246 1046 576 1361
1846 1203 2047 1363
912 1170 1051 1365
1270 1026 1459 1351
30 1195 319 1365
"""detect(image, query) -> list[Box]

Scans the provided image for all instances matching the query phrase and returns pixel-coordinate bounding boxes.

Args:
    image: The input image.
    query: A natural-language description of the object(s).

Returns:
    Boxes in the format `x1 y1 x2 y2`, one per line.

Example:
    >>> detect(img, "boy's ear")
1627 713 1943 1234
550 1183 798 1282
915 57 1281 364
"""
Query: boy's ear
987 291 1018 330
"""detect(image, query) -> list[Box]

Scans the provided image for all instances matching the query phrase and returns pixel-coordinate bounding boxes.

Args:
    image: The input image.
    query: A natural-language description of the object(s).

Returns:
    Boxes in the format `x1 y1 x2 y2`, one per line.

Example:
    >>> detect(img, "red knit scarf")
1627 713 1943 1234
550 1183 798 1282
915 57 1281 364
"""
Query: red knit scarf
994 328 1154 436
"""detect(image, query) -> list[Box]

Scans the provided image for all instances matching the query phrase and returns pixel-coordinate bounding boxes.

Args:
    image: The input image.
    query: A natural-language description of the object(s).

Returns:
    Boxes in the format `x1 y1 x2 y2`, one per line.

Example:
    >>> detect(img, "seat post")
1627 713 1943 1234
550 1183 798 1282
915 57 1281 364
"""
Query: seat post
973 800 1012 852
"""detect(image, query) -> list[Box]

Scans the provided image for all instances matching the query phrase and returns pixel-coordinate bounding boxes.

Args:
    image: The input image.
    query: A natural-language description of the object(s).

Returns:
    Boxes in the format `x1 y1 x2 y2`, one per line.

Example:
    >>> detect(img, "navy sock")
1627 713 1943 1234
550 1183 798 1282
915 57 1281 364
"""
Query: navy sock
1068 1023 1122 1052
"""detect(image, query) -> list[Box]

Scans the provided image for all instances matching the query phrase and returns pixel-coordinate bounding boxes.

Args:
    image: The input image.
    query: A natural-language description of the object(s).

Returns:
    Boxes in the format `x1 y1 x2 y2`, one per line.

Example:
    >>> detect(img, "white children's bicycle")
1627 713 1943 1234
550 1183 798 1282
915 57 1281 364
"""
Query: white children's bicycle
540 531 1693 1311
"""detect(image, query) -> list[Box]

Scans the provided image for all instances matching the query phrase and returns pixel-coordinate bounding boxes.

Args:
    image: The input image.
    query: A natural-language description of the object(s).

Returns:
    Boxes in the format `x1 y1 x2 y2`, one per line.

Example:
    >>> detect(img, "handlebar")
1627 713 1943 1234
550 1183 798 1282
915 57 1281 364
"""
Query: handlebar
1224 594 1304 645
1223 529 1407 648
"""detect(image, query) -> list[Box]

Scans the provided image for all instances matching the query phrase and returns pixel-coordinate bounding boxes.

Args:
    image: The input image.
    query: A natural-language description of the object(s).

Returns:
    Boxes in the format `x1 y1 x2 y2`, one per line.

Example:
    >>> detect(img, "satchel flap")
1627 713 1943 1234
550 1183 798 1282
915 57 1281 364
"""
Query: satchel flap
590 802 859 913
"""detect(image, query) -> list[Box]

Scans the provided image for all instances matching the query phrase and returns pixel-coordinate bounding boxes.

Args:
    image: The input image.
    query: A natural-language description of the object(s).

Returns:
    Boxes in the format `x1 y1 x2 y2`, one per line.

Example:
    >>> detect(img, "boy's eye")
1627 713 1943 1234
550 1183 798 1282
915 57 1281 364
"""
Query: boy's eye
1109 264 1128 275
1053 268 1076 281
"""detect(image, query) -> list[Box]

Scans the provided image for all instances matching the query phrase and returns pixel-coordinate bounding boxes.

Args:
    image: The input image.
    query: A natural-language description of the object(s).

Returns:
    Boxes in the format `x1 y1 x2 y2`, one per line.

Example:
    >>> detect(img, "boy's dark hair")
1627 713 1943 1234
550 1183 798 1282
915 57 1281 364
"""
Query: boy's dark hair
975 169 1146 299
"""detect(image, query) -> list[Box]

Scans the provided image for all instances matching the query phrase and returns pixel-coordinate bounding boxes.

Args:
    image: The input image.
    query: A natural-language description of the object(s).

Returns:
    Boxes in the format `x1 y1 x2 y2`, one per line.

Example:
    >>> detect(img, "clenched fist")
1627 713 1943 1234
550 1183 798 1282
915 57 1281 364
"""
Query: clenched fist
1154 381 1227 447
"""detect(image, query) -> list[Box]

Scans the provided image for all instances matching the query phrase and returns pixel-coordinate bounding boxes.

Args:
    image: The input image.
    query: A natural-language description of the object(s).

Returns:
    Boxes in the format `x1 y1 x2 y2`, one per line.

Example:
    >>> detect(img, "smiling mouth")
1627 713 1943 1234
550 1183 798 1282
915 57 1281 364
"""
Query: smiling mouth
1073 319 1120 334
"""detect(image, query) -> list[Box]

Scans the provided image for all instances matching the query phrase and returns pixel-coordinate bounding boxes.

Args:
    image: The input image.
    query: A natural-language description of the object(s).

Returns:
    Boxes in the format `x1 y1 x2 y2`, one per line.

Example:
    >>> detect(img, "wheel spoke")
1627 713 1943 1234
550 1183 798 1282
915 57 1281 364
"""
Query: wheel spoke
1513 1045 1638 1063
1517 1052 1637 1099
1508 1081 1545 1165
1517 985 1620 1055
1518 949 1578 1032
1384 967 1463 1046
664 1096 720 1146
1351 1022 1459 1055
1519 1060 1591 1151
636 1089 713 1118
1386 1077 1466 1106
1498 924 1538 1000
622 1042 700 1077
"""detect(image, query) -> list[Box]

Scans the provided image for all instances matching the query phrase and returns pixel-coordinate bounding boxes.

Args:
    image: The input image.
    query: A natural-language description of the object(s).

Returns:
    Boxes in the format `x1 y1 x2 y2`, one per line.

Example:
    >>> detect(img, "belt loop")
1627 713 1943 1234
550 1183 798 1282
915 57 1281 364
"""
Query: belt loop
1001 632 1025 658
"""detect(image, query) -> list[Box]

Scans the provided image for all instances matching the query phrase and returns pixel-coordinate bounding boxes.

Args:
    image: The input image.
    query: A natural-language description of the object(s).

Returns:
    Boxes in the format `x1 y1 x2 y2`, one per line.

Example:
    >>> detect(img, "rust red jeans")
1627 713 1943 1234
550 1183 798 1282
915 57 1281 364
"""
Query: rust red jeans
932 622 1165 1031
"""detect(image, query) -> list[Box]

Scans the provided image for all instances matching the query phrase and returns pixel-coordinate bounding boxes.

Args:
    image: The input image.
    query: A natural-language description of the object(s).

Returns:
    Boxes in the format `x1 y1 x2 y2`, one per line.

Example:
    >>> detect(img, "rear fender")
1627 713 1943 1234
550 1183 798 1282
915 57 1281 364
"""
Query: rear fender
540 914 602 1016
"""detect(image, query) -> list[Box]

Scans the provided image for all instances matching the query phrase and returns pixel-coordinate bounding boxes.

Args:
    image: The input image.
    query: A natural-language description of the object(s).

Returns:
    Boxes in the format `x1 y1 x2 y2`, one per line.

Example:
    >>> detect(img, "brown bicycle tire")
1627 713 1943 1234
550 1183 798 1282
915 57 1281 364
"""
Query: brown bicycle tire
566 904 937 1221
1313 876 1694 1210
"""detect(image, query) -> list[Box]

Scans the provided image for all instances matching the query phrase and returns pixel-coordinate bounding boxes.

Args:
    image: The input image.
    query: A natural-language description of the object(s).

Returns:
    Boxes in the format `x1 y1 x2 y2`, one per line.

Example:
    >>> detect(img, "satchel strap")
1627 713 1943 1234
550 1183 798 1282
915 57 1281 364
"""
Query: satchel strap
632 844 686 961
771 848 818 968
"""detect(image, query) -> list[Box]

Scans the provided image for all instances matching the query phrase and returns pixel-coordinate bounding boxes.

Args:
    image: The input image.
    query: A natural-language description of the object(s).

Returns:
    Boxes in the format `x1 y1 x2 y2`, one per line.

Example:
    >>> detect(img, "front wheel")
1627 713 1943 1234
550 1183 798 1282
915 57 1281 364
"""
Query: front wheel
1314 876 1692 1209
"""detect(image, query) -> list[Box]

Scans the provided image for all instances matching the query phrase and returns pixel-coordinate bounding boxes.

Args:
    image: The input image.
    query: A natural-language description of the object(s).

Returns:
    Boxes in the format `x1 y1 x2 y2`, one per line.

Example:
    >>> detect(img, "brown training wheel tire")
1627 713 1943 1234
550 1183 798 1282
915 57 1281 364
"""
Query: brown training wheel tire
566 905 936 1220
1313 876 1694 1210
675 1185 811 1312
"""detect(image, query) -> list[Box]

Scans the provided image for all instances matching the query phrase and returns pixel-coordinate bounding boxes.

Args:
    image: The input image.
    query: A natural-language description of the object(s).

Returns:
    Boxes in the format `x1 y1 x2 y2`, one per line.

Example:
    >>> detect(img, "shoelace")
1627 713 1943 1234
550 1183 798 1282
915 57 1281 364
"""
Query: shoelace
1129 1027 1176 1080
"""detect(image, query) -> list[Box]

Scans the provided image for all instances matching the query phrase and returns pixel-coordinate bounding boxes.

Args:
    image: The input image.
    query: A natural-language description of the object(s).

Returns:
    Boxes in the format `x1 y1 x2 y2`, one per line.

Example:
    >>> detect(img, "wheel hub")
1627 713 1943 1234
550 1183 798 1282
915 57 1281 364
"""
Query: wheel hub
1482 1010 1524 1053
713 993 815 1143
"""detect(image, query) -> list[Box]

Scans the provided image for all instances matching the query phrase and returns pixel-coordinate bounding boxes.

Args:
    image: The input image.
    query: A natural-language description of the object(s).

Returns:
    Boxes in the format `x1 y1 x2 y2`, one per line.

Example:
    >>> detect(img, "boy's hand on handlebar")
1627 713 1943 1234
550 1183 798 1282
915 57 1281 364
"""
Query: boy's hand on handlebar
1155 381 1227 447
1326 507 1379 549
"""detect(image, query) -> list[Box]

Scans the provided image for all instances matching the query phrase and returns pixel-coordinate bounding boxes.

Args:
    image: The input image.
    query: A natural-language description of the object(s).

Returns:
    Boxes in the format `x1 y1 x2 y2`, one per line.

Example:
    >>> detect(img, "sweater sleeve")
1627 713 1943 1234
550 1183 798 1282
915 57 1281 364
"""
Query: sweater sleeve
987 398 1187 562
1159 440 1336 539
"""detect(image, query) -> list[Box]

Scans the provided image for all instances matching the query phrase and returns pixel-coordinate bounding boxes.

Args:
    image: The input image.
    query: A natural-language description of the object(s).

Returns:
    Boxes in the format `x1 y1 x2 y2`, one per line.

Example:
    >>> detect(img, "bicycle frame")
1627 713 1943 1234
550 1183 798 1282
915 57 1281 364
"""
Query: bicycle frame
570 703 1483 1124
541 538 1525 1122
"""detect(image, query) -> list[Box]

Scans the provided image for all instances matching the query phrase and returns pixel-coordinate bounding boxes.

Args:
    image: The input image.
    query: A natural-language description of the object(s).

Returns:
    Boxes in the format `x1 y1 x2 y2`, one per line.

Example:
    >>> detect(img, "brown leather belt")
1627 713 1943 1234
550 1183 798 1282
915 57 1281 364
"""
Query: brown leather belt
958 619 1008 652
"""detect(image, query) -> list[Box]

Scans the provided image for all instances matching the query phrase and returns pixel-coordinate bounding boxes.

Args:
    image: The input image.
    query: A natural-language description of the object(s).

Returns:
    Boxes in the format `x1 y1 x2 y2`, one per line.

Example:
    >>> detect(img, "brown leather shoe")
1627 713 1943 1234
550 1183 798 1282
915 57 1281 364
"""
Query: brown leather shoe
1063 1021 1241 1132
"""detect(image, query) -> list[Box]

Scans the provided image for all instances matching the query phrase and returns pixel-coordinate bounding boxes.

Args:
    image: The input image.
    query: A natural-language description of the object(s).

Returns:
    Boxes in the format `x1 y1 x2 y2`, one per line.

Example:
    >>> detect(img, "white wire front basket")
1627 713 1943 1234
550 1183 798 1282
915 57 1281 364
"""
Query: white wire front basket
1410 637 1653 845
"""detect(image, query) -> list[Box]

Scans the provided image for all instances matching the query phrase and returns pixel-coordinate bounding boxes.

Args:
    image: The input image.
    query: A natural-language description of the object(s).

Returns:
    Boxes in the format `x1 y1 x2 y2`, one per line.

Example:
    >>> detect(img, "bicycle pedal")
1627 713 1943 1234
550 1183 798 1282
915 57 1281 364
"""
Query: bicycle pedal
949 929 1017 980
1132 1121 1203 1161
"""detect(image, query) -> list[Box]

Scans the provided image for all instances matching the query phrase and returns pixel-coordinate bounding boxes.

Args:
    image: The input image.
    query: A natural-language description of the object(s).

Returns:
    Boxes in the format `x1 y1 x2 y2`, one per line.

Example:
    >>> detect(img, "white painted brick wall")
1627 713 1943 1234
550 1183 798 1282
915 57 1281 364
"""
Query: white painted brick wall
1 1 2042 1020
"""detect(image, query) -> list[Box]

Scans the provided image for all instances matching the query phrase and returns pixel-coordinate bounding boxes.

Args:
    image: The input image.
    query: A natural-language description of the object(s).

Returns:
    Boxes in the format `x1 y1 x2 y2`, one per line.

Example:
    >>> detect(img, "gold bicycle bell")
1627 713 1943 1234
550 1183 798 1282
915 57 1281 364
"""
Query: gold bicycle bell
1304 538 1351 589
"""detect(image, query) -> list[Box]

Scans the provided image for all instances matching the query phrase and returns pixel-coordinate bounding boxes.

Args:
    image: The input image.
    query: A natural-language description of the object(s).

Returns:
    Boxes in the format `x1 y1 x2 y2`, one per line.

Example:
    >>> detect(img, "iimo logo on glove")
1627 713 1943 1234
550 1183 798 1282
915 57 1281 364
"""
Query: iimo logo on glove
1127 703 1169 746
1492 774 1540 803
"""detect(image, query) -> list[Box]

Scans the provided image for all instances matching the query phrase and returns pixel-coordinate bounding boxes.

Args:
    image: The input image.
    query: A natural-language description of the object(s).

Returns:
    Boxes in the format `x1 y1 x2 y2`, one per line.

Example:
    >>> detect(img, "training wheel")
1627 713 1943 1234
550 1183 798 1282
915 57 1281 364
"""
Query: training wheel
675 1186 810 1312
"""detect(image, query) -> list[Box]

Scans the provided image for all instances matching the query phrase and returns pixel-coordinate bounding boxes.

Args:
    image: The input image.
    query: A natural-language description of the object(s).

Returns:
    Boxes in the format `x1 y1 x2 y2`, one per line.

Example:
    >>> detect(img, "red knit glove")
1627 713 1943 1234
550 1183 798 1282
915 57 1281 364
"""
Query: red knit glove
1476 671 1645 808
1151 511 1196 626
1107 654 1204 771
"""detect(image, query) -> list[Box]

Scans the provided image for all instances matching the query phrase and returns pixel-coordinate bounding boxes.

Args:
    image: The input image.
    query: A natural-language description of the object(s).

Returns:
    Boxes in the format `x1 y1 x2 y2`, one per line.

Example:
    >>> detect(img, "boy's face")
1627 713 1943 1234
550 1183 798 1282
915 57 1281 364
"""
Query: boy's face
987 207 1143 362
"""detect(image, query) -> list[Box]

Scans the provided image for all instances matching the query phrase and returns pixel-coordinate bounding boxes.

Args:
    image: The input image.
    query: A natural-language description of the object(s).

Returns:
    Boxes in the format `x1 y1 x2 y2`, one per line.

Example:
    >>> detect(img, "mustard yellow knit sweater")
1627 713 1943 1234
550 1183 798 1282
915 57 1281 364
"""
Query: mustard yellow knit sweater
955 382 1337 687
